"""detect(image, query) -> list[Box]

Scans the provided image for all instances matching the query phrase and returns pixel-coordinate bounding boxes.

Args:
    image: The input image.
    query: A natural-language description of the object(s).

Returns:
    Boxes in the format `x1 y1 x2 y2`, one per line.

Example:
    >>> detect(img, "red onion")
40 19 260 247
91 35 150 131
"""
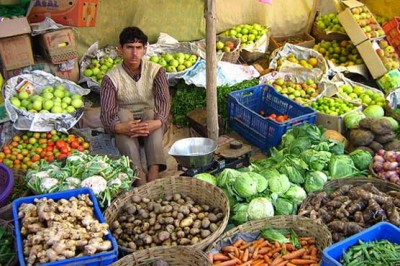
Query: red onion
384 150 397 162
373 161 383 172
377 149 386 156
374 155 385 163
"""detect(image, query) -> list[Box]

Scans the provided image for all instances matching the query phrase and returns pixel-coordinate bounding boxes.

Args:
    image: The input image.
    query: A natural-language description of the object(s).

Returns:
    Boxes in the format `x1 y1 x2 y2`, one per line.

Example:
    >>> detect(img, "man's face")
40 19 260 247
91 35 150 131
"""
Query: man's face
120 42 146 66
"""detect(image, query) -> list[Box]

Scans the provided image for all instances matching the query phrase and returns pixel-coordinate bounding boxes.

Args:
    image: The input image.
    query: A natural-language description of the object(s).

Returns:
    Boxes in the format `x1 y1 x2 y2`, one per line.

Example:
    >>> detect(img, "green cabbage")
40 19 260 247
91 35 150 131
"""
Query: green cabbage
329 154 359 179
193 173 217 185
284 184 307 205
363 105 385 118
233 172 258 198
344 111 366 129
222 188 238 209
247 197 274 220
277 157 307 184
247 172 268 193
268 174 291 195
383 116 399 130
300 149 331 171
273 198 295 215
304 171 328 193
231 203 249 225
349 149 373 171
217 168 240 188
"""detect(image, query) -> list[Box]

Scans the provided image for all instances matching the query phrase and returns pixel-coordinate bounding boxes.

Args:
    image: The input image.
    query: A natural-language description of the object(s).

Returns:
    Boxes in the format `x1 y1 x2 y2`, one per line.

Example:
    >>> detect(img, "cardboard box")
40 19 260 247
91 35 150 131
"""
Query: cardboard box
39 28 78 64
269 32 315 52
356 39 387 79
0 34 34 71
0 17 31 38
28 0 98 27
338 0 384 46
4 57 80 83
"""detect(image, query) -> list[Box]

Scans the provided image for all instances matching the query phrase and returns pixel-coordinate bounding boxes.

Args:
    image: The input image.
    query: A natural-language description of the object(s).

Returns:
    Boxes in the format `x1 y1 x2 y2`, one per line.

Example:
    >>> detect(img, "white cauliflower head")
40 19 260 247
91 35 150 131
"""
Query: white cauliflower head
80 176 107 194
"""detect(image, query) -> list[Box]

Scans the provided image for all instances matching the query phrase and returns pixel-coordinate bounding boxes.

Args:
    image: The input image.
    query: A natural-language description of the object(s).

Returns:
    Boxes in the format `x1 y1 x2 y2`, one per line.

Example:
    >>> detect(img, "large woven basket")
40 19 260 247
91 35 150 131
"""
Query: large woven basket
103 176 230 254
207 215 332 255
110 246 211 266
298 177 400 242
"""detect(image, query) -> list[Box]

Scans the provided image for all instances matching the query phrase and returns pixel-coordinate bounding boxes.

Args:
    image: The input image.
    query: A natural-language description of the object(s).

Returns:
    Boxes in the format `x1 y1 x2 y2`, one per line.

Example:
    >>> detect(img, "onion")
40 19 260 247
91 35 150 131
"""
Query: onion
389 174 400 184
384 151 397 162
396 154 400 163
374 155 385 163
377 149 386 156
383 161 398 171
373 161 383 172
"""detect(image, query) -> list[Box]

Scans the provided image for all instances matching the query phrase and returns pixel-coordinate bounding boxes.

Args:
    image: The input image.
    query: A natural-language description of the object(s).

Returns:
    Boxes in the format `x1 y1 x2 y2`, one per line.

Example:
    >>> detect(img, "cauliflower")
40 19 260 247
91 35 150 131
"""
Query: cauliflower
108 178 122 187
65 177 81 186
28 170 50 184
80 176 107 194
40 177 59 191
117 172 129 181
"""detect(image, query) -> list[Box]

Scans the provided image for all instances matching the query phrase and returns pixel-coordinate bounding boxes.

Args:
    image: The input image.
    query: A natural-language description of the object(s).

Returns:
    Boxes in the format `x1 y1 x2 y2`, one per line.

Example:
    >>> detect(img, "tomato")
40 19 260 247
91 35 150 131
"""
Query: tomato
40 151 47 158
56 140 66 149
60 147 69 154
57 154 68 160
70 141 79 149
77 146 85 152
47 155 55 162
31 154 41 162
276 116 286 123
11 141 18 147
47 141 55 147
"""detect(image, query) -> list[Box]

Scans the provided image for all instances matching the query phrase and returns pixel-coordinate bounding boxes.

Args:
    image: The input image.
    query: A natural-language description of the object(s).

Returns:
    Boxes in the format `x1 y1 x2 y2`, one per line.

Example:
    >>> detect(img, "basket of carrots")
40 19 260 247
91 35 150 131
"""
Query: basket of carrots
110 246 211 266
206 215 332 266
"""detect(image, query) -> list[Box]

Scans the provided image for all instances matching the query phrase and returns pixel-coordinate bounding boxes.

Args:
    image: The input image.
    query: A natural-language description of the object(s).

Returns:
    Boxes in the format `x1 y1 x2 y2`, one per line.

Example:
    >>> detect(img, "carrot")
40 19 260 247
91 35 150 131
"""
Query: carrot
208 253 214 263
238 262 251 266
268 247 282 256
240 242 253 250
282 248 306 260
215 259 239 266
234 239 244 247
252 247 259 259
258 247 271 255
300 240 309 246
242 248 250 262
274 241 281 248
310 245 318 257
234 247 240 258
270 256 283 266
222 246 236 253
213 253 230 261
276 261 289 266
264 254 272 264
285 243 294 252
302 255 319 261
290 259 318 264
287 263 297 266
257 240 270 248
251 259 265 266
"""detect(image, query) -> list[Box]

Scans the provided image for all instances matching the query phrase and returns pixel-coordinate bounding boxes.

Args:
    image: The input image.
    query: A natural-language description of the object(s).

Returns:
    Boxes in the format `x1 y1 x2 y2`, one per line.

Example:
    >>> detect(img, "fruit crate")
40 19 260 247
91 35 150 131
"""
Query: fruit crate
228 84 317 154
383 17 400 55
321 222 400 266
12 188 119 266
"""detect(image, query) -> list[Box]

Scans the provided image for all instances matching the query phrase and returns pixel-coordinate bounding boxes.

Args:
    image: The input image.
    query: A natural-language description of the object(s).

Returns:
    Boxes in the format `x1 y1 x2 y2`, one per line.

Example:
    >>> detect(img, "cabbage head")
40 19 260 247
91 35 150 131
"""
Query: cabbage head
217 168 240 188
247 197 274 220
233 173 258 198
284 184 307 205
268 174 291 195
349 149 373 171
231 203 249 225
300 149 331 171
344 111 366 129
273 198 295 215
247 172 268 193
222 188 238 209
329 154 359 179
304 171 328 193
194 173 217 185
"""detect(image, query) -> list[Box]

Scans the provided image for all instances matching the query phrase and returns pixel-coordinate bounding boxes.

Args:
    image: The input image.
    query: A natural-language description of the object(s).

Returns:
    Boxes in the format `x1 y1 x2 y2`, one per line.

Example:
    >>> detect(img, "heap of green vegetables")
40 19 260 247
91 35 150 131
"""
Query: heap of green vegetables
341 239 400 266
25 151 136 207
0 223 14 265
194 124 372 225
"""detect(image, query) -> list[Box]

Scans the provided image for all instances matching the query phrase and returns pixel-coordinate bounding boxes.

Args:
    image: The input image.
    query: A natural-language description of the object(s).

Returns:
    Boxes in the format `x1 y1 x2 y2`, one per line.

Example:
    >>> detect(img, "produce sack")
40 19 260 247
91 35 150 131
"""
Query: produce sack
331 72 385 106
145 33 200 86
78 42 121 93
4 70 90 132
269 43 329 80
259 71 333 104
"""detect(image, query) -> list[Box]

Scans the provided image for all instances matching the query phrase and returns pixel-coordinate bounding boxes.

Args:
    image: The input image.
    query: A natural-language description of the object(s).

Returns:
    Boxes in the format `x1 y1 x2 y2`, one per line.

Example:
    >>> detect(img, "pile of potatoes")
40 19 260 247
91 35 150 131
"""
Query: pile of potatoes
110 193 225 251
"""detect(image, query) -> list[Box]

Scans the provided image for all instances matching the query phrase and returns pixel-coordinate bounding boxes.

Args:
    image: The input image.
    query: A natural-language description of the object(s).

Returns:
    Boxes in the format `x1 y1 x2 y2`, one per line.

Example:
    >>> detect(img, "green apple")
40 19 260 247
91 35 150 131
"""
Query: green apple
21 99 30 108
42 92 54 100
55 84 65 91
353 86 364 95
51 106 63 113
61 102 68 109
54 89 65 98
42 86 54 93
83 69 93 77
54 97 62 103
71 98 83 109
92 67 100 75
100 65 108 72
150 55 159 63
71 94 82 100
188 55 197 64
18 90 30 100
183 61 193 68
162 53 174 62
158 58 167 67
64 91 71 97
66 106 76 113
62 96 72 105
166 66 177 72
10 96 21 108
169 59 179 68
177 65 186 72
32 100 42 111
43 100 54 111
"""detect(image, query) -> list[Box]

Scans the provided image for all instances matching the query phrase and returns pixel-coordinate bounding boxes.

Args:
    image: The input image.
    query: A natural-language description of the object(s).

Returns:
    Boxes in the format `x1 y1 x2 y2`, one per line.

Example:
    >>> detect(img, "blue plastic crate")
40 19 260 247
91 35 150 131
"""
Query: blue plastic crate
228 84 317 154
12 188 118 266
322 222 400 266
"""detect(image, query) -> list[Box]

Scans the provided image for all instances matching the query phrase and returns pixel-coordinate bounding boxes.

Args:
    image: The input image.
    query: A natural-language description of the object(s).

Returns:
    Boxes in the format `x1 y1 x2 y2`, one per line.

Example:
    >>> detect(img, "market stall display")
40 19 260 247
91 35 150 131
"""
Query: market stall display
0 219 16 266
12 188 118 266
103 175 229 254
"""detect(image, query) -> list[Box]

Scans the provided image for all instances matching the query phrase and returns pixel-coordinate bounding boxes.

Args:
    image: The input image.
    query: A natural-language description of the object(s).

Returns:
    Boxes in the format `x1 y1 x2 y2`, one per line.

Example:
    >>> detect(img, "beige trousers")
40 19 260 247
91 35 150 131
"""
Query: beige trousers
115 109 167 173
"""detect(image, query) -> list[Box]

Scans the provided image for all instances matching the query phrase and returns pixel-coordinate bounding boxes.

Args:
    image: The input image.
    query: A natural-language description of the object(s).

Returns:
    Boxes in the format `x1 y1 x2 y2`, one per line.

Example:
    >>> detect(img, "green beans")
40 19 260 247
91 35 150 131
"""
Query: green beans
341 240 400 266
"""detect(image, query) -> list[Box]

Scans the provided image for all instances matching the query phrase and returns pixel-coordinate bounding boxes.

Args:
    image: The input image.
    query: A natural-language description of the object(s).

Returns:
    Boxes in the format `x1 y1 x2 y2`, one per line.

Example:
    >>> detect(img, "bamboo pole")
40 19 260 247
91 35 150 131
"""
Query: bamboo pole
205 0 219 142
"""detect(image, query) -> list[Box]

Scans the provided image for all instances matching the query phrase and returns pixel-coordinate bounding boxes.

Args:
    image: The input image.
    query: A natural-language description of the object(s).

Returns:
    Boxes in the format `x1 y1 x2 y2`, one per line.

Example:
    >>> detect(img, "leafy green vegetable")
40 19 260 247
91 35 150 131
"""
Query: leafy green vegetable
363 104 385 118
349 149 373 171
268 174 291 195
344 111 366 129
300 149 331 171
247 172 268 193
193 173 217 185
217 168 240 188
284 184 307 205
233 172 258 198
273 197 295 215
222 187 238 209
231 203 249 225
247 197 274 220
279 124 326 153
277 157 308 184
304 171 328 193
261 228 290 244
329 154 361 179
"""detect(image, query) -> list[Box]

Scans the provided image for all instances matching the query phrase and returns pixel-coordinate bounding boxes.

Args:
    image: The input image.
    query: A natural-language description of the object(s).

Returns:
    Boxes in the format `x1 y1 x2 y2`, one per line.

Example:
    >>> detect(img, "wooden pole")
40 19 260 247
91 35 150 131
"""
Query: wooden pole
205 0 219 142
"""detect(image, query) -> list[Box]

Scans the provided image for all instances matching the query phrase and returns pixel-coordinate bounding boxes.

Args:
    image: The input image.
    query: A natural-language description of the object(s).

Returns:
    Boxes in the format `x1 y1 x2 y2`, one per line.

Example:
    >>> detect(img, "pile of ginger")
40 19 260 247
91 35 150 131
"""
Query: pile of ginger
18 194 112 265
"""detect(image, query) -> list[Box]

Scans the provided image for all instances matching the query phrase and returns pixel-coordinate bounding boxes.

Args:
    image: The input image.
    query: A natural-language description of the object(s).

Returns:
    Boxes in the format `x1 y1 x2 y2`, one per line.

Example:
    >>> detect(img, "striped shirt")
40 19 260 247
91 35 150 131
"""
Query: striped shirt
100 62 171 133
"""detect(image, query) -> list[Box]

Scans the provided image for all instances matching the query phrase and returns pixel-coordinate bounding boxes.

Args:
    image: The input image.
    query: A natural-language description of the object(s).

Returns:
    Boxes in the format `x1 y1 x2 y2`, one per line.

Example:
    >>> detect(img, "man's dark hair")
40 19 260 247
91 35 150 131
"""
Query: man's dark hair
119 27 148 46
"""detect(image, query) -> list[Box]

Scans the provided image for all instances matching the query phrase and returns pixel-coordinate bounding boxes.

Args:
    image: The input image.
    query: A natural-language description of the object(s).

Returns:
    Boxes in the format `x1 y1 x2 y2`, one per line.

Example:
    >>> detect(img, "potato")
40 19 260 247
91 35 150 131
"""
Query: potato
200 229 211 238
158 231 170 242
201 218 210 229
180 217 193 228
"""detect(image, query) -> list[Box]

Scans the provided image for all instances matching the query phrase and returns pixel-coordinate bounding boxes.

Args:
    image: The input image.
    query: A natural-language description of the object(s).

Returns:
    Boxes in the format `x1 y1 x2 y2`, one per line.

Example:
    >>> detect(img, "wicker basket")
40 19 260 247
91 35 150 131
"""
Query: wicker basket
110 246 211 266
298 177 400 242
207 215 332 255
103 176 230 254
218 36 241 64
